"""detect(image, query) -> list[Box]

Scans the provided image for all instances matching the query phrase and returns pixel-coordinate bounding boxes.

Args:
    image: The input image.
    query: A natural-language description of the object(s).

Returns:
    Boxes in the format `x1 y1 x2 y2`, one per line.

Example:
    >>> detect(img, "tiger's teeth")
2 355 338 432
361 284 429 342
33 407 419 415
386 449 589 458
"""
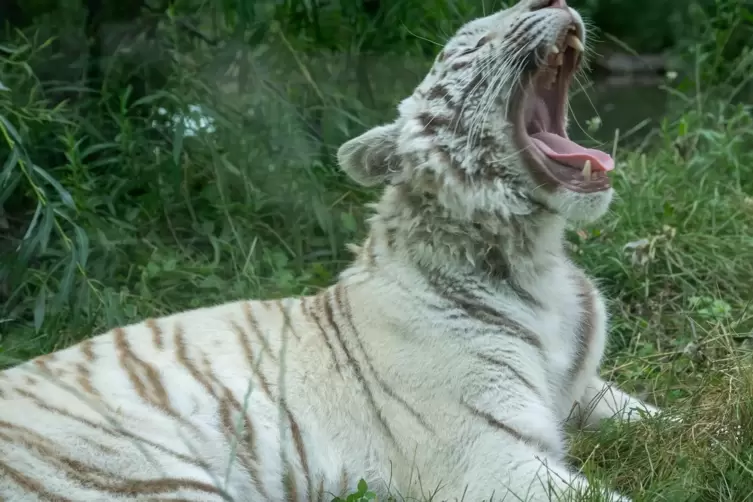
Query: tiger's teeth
551 45 560 55
582 160 592 180
567 34 584 52
555 52 564 66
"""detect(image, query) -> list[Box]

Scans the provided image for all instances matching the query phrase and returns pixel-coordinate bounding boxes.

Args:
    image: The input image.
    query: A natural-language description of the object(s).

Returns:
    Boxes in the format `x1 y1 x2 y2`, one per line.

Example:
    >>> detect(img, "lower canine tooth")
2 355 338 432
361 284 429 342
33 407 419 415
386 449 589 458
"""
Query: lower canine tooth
582 160 592 180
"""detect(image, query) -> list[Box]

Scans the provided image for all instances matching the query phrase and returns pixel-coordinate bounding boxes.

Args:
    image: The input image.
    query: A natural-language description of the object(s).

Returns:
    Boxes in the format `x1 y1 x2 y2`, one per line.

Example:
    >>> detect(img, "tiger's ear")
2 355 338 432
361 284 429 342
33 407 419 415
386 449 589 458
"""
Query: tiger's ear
337 123 401 187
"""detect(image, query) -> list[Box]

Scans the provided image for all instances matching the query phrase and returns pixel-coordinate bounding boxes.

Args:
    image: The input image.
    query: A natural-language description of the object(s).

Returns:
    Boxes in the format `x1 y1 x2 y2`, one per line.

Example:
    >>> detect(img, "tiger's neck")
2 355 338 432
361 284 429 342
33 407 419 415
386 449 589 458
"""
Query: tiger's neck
361 184 568 285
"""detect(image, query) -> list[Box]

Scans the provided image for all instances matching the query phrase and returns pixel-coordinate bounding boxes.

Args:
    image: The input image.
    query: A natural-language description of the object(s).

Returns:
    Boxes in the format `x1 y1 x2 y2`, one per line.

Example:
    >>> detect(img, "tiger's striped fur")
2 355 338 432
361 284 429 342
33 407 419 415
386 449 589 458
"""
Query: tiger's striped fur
1 1 661 500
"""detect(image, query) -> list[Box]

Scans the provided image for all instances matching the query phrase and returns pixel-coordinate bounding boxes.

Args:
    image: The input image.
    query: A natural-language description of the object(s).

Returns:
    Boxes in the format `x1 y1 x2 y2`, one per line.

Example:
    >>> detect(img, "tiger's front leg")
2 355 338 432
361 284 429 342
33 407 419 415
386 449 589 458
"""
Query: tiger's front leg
436 432 633 502
571 375 662 430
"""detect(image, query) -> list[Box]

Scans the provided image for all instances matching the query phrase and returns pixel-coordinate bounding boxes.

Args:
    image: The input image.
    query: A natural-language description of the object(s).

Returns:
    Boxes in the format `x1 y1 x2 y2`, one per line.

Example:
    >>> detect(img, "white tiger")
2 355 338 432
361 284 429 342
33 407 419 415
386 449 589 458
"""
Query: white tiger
0 0 661 500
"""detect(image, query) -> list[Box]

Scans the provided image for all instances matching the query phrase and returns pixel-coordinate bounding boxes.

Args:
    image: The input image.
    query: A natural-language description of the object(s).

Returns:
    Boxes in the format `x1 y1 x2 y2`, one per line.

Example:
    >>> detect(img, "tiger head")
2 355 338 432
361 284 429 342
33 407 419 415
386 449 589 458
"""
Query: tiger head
337 0 614 226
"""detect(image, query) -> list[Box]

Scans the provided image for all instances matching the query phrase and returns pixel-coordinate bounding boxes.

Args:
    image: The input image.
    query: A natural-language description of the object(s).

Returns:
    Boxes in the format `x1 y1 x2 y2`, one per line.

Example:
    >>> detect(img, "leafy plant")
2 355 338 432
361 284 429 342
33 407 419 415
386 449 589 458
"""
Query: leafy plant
332 479 379 502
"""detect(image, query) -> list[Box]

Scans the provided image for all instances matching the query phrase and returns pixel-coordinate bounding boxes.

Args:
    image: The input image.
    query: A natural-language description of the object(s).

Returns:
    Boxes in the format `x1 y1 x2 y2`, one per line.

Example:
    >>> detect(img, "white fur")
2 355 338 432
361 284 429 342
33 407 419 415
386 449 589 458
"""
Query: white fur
0 1 660 501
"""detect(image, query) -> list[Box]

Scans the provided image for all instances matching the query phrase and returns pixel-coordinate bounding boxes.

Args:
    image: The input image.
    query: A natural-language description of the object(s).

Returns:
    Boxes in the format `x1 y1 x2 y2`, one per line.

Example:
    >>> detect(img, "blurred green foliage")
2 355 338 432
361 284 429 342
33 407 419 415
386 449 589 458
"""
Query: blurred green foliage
0 0 751 358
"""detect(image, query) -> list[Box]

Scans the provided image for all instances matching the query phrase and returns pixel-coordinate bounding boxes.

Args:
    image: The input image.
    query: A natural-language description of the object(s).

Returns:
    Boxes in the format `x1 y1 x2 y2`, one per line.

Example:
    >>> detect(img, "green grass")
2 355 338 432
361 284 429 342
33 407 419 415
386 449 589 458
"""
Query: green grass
2 5 753 501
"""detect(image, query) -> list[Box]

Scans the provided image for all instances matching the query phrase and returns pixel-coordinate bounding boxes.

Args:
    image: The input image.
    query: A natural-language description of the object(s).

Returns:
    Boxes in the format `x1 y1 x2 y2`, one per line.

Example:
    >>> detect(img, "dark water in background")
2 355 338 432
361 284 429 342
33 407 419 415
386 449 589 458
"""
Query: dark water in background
567 77 670 154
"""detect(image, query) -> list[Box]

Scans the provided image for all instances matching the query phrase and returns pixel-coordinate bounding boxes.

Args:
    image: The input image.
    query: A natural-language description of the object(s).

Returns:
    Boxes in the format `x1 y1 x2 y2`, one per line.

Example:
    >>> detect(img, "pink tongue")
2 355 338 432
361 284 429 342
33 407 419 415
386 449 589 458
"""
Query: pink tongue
531 132 614 172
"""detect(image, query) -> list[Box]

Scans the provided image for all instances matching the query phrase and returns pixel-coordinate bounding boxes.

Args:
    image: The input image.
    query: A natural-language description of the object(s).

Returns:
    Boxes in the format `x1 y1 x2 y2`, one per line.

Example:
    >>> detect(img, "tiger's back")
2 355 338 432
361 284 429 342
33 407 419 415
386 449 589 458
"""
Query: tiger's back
0 280 402 501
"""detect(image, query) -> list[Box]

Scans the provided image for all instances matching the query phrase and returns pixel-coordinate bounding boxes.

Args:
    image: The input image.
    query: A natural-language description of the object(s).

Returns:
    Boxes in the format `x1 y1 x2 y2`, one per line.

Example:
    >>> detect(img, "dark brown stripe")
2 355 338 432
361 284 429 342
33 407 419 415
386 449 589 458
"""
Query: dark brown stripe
569 275 597 381
433 283 543 351
200 355 222 393
0 429 124 493
216 384 268 498
385 227 397 250
508 279 542 309
79 435 118 455
243 302 278 362
0 419 55 444
316 476 325 502
0 429 223 501
474 34 492 48
230 320 274 397
365 236 377 267
303 297 343 375
32 357 51 373
507 17 540 47
114 327 175 413
321 286 397 444
0 457 70 501
473 352 541 397
173 324 217 398
283 402 311 499
463 402 554 453
460 72 486 105
334 286 434 433
97 478 230 499
80 339 95 362
146 318 164 350
417 111 452 137
276 299 300 341
76 363 99 397
506 16 528 39
455 27 478 38
282 463 298 502
339 467 349 496
426 84 455 107
11 389 207 468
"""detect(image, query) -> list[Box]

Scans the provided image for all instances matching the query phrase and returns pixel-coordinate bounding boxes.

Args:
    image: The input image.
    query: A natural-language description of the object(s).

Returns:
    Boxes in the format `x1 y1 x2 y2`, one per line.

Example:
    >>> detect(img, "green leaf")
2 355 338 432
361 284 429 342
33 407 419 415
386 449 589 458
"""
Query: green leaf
0 142 19 183
0 171 21 206
32 164 76 210
54 251 78 310
0 114 23 147
172 117 185 168
340 212 357 233
357 479 367 494
21 203 43 241
36 205 54 254
80 142 118 160
33 291 46 332
131 90 179 108
74 226 90 268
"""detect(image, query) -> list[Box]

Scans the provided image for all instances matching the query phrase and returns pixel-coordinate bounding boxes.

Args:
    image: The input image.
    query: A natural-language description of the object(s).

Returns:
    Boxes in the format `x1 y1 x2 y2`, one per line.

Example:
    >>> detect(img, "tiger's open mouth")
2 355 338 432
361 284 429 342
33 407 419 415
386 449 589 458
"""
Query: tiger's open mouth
515 25 614 193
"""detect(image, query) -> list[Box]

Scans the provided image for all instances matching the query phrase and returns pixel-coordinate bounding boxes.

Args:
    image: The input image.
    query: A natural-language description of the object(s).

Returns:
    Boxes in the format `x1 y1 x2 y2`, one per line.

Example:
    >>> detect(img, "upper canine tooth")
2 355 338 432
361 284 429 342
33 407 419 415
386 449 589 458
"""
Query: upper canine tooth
551 45 560 54
567 34 584 52
582 160 592 180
